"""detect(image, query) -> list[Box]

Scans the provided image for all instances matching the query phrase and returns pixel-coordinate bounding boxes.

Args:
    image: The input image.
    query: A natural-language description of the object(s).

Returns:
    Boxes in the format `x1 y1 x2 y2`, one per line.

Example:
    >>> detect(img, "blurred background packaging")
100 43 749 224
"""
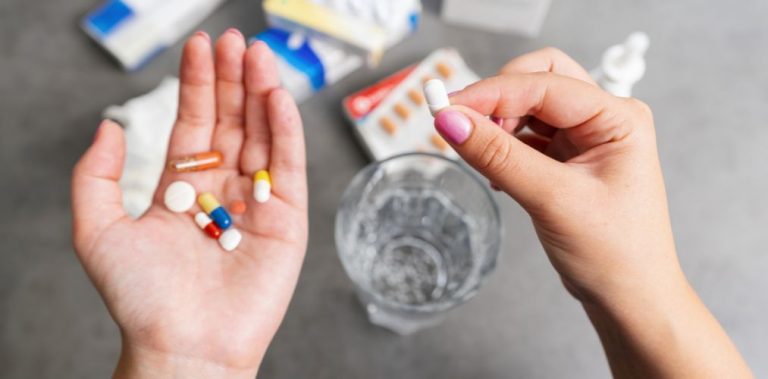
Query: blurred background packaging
441 0 552 36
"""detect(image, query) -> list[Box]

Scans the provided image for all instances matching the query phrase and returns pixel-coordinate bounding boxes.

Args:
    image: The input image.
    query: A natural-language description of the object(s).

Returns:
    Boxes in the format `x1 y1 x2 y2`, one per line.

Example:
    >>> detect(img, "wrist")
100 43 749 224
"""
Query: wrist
580 267 753 378
583 262 692 318
114 341 260 379
567 239 686 311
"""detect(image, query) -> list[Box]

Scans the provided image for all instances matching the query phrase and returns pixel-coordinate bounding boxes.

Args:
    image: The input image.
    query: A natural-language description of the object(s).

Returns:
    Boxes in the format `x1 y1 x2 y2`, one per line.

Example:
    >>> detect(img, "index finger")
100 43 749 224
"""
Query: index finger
449 72 635 150
495 47 597 134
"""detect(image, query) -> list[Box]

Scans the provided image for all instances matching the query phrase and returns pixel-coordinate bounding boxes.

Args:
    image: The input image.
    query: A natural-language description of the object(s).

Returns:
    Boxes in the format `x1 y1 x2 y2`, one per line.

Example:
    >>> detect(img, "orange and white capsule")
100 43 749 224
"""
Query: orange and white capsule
169 151 223 172
194 212 222 239
253 170 271 203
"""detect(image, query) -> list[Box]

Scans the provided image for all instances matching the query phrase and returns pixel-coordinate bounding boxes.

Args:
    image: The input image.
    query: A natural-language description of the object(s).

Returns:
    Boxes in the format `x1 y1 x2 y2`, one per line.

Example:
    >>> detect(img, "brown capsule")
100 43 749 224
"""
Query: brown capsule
169 151 223 172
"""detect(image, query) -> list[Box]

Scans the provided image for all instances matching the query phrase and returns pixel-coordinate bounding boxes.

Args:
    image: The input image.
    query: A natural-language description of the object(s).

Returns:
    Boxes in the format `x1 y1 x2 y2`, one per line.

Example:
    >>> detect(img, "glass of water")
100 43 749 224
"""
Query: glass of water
335 153 501 334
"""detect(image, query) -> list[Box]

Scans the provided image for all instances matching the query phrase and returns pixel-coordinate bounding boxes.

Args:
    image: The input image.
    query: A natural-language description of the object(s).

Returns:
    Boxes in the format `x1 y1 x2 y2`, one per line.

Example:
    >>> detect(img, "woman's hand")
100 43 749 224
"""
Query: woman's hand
435 48 752 378
71 30 307 378
440 47 675 304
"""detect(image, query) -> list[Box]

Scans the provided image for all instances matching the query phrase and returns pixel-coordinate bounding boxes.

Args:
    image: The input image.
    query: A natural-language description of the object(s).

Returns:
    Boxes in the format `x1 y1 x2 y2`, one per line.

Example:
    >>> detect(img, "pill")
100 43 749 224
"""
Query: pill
393 103 410 120
253 170 272 203
229 200 247 215
407 89 424 105
194 212 222 239
431 133 449 151
197 192 232 229
219 228 242 252
168 151 223 172
163 181 196 213
379 116 397 135
436 62 453 78
423 79 450 116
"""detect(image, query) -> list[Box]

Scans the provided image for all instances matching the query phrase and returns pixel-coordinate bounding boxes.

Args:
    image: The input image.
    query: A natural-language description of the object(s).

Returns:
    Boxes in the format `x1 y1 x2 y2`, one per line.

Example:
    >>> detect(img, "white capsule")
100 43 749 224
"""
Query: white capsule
219 228 242 252
163 181 196 213
423 79 450 116
253 170 272 203
194 212 213 229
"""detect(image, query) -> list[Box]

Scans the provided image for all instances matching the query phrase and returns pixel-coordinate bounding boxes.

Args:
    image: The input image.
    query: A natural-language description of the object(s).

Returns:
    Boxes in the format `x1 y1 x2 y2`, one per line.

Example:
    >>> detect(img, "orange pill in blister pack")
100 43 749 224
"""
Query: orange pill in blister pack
394 103 410 120
431 133 449 151
380 116 397 135
436 62 453 78
168 151 223 172
407 89 424 105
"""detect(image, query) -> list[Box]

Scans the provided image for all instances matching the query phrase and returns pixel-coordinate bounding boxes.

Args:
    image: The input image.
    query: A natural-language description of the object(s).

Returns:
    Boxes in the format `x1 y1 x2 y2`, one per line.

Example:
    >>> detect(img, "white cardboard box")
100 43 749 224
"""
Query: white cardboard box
441 0 551 37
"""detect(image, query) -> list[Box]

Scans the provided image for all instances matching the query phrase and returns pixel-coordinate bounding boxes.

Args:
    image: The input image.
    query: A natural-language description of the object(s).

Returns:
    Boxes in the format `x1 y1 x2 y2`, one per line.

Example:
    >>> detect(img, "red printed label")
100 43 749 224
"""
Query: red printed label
343 65 416 120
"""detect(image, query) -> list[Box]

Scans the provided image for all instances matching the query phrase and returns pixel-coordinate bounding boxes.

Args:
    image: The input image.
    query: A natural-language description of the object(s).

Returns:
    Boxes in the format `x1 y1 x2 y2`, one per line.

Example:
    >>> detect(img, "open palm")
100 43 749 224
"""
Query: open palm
71 30 307 375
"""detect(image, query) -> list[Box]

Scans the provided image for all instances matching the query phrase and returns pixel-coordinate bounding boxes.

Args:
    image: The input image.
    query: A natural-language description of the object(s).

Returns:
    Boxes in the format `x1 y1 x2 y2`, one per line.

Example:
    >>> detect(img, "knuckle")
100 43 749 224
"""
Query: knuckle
627 98 653 119
623 98 656 136
477 133 514 177
177 111 212 128
529 70 554 80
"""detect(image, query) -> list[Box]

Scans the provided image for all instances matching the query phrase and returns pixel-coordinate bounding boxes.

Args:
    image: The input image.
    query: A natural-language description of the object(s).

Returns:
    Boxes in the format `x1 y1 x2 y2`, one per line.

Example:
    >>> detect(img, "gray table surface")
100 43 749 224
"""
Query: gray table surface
2 0 767 378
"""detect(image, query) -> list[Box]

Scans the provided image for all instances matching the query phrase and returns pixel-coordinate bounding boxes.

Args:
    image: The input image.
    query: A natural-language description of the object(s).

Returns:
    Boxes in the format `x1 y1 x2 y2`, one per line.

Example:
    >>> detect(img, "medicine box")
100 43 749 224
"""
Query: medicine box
82 0 226 71
343 48 479 161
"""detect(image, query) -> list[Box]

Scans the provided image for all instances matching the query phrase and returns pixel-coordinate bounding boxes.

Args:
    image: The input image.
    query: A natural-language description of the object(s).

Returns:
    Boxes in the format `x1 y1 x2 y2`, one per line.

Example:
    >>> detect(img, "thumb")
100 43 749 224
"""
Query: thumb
71 119 128 253
434 106 570 210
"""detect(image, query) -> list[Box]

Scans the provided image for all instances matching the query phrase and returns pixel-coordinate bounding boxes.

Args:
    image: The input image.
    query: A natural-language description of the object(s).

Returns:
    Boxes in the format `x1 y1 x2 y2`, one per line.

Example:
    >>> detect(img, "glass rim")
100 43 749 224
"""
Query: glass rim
334 152 502 314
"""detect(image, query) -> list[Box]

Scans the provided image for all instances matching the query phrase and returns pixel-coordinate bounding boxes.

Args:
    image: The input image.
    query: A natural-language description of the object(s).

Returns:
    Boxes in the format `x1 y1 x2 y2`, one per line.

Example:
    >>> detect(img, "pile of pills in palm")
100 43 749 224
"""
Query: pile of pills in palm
162 150 272 252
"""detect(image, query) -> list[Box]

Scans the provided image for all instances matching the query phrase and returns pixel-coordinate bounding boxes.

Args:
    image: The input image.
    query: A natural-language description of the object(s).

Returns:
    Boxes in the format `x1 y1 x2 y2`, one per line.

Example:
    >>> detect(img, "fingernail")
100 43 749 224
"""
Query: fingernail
447 91 459 97
435 110 472 145
195 31 210 41
226 28 243 38
490 116 503 126
252 39 267 49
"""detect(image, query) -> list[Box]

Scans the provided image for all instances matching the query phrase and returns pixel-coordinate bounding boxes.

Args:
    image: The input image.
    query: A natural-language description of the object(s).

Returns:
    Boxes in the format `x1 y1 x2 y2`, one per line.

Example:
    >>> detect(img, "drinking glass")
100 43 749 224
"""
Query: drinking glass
335 153 501 334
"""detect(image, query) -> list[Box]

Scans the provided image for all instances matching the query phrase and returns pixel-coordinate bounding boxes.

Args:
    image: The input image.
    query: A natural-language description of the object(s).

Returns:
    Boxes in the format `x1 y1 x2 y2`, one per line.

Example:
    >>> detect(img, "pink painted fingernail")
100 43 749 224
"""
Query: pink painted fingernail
195 31 210 41
226 28 243 38
434 110 472 145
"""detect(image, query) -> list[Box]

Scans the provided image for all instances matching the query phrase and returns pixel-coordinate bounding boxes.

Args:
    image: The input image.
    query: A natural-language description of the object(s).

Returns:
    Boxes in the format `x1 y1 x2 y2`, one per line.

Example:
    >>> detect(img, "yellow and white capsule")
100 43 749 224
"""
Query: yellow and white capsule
253 170 272 203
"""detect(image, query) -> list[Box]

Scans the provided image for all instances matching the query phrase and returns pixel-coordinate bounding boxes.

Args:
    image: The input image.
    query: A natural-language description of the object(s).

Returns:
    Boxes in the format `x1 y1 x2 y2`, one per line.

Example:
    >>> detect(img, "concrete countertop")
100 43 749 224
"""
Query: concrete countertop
1 0 766 377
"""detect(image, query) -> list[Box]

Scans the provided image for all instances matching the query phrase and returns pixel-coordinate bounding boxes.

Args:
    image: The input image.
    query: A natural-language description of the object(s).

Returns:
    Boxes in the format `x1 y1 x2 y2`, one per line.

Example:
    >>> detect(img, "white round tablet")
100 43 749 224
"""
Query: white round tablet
164 181 196 213
219 229 242 252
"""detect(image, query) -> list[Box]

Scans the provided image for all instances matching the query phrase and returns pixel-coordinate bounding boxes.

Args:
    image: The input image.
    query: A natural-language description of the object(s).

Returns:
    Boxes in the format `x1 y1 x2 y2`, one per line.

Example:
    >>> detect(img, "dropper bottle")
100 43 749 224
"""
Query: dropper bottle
593 31 650 97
